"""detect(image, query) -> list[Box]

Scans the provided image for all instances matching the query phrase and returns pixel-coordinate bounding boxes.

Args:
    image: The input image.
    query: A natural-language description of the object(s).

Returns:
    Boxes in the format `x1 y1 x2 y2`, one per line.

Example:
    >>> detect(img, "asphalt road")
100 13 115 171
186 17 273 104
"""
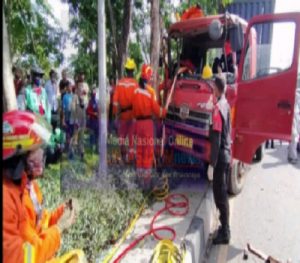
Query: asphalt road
207 142 300 263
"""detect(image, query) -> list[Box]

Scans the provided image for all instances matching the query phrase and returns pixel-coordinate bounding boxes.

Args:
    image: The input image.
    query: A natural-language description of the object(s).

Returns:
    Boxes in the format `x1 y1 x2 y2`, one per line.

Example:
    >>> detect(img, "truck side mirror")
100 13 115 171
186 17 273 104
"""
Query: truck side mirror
229 24 244 52
209 19 223 40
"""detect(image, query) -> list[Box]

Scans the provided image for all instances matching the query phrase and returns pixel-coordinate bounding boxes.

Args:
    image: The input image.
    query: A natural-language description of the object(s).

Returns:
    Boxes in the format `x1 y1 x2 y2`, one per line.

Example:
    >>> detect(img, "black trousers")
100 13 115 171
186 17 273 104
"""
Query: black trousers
213 160 230 229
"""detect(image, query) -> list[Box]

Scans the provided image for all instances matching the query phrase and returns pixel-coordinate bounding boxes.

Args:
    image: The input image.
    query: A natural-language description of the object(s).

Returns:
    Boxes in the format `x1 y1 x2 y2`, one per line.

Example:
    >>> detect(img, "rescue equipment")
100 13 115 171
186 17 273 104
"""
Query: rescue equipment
150 239 186 263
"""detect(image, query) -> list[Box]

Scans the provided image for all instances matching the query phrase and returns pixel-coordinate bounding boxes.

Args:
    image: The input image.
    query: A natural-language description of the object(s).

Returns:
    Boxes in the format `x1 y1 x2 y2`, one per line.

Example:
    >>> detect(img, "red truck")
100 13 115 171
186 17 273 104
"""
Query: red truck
159 11 300 194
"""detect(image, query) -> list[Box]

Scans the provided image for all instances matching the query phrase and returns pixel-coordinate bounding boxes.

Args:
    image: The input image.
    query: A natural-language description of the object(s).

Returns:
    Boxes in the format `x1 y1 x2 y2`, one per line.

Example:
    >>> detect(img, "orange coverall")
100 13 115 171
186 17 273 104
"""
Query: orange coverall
132 86 166 185
113 77 138 162
3 173 62 263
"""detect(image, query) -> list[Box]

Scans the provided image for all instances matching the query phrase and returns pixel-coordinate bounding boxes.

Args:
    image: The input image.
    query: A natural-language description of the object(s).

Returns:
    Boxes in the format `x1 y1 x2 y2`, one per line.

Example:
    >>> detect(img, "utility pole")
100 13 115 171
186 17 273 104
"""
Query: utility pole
150 0 160 90
3 7 17 112
98 0 107 179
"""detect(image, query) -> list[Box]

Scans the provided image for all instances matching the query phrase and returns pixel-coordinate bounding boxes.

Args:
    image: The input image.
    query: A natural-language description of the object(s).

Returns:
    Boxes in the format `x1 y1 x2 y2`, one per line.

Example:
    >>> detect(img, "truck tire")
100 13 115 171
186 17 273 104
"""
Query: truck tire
227 160 246 195
253 145 263 162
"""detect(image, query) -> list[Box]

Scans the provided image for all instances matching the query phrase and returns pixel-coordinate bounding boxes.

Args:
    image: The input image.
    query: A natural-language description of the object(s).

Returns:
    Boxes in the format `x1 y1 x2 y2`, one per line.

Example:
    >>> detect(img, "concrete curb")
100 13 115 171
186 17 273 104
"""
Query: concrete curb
183 185 217 263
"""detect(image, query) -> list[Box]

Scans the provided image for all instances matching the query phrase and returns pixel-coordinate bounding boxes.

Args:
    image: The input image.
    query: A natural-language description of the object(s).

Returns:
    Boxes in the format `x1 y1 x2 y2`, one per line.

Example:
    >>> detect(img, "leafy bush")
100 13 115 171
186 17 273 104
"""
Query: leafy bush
40 154 144 262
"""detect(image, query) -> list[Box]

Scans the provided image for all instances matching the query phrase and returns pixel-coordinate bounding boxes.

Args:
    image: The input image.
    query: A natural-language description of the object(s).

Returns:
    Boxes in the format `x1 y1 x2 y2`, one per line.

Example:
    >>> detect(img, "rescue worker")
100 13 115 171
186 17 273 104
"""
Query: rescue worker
132 64 167 190
181 4 204 20
113 58 139 163
25 66 51 123
3 110 78 263
208 75 231 244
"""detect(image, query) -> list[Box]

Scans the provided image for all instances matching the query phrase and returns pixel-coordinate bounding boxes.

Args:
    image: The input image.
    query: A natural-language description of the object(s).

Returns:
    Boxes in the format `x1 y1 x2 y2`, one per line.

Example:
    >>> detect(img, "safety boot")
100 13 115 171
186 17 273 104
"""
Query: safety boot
213 225 230 245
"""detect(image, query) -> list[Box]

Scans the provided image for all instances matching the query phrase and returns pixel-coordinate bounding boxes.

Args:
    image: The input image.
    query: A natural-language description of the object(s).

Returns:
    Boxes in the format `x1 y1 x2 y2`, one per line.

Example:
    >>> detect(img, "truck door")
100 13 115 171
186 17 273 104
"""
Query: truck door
234 13 300 163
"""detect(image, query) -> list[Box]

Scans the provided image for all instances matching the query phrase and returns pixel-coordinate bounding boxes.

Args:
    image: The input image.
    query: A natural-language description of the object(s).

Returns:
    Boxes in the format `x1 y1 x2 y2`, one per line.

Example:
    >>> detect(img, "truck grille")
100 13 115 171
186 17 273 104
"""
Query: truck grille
165 105 212 161
166 105 211 129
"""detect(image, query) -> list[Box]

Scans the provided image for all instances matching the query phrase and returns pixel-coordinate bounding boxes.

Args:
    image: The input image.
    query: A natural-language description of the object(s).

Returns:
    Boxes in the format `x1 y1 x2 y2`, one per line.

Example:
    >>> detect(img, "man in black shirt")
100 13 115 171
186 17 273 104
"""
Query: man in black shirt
59 69 70 100
208 75 231 244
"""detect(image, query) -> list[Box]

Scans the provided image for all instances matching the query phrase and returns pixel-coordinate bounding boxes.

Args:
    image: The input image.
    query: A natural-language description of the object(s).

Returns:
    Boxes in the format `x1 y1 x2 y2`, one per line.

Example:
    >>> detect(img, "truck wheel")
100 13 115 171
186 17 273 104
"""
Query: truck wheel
253 145 263 162
227 160 246 195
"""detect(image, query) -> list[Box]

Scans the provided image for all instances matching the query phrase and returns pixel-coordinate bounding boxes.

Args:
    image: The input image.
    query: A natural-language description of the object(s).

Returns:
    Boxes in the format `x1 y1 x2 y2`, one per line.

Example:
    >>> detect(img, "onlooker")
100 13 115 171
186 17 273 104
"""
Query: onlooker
288 83 300 164
70 83 87 161
62 82 74 153
45 69 59 131
13 66 24 96
59 69 70 100
265 140 275 149
16 86 26 111
25 66 51 123
86 89 99 152
76 71 89 107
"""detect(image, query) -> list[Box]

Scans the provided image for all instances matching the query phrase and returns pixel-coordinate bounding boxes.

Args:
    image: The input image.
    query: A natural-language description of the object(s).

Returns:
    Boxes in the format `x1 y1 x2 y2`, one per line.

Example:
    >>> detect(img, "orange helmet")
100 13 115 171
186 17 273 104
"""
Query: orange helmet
3 110 52 160
141 64 153 81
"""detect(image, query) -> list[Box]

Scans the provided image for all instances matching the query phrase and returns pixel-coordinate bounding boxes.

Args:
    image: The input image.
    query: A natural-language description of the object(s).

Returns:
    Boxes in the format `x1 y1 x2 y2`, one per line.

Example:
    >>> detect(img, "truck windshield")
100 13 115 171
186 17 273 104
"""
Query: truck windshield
169 35 235 78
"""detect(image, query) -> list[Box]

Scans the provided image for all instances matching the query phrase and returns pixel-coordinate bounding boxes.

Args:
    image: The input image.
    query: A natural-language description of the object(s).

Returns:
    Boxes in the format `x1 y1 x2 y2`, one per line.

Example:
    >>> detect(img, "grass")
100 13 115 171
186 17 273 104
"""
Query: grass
40 151 145 262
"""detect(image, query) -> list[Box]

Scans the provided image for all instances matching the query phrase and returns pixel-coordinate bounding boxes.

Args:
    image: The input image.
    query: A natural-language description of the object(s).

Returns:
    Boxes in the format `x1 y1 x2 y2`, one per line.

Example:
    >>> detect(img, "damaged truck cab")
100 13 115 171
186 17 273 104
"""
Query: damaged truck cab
160 12 300 194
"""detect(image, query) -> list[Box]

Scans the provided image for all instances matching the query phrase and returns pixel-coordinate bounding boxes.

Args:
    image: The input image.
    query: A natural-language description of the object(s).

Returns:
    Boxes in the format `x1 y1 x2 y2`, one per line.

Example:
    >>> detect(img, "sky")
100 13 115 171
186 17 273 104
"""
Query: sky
275 0 300 12
47 0 76 76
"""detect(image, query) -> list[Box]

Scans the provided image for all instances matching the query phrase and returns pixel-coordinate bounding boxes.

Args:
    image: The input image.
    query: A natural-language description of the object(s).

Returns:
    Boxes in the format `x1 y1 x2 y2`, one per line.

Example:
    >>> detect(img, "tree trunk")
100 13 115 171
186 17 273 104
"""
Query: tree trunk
98 0 107 179
3 7 17 112
117 0 132 77
150 0 160 91
107 0 119 79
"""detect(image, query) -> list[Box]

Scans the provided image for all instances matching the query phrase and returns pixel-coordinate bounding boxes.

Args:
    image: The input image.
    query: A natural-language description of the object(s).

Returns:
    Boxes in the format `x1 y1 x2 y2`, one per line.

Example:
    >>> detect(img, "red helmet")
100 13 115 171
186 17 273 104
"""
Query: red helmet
141 64 153 81
3 110 52 160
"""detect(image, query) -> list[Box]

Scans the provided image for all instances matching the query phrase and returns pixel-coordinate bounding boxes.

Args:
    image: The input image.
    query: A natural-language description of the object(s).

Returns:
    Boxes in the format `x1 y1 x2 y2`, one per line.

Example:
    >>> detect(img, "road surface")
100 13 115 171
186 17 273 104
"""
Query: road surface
208 142 300 263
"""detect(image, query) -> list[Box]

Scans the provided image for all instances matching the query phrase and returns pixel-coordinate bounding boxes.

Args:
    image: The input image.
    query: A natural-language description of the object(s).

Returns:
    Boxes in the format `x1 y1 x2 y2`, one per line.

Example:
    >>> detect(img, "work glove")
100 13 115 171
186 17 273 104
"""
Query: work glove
207 165 214 181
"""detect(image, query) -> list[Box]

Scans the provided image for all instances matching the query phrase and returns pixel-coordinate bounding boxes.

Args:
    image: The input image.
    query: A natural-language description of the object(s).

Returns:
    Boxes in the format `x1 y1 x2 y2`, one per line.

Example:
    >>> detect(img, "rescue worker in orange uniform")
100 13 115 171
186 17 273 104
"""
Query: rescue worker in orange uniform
3 110 77 263
132 64 167 190
113 58 139 163
181 4 204 20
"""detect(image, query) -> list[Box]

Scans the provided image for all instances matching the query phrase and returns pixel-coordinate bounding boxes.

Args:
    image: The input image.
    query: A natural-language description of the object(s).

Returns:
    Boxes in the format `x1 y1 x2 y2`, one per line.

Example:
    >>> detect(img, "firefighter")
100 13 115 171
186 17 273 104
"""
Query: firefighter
113 58 139 163
3 110 78 263
208 75 231 244
132 64 167 190
181 4 204 20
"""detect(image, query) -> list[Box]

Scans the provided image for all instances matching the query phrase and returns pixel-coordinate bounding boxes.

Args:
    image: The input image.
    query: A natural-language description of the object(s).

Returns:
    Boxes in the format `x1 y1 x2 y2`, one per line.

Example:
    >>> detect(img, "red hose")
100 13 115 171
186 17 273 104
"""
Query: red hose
113 193 189 263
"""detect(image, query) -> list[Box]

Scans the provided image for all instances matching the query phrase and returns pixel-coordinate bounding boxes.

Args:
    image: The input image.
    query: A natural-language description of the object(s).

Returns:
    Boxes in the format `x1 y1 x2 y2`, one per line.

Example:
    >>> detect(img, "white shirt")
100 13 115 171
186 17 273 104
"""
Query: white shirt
45 79 58 111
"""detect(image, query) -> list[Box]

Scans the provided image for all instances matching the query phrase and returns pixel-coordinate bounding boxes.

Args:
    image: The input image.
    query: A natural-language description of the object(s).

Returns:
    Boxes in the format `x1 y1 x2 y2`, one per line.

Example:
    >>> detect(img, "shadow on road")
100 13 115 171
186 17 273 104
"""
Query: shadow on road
261 143 300 169
226 244 244 262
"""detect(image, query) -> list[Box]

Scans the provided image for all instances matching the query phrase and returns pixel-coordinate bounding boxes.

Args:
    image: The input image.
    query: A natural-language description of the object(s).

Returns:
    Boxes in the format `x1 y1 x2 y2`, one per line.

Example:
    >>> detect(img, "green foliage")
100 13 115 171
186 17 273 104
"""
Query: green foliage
40 157 144 262
67 0 153 83
4 0 65 74
128 42 143 72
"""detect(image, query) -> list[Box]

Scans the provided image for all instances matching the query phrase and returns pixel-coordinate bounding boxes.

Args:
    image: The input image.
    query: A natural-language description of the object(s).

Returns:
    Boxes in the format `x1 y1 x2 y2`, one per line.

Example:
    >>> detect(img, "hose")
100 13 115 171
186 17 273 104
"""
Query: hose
150 239 186 263
112 176 189 263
